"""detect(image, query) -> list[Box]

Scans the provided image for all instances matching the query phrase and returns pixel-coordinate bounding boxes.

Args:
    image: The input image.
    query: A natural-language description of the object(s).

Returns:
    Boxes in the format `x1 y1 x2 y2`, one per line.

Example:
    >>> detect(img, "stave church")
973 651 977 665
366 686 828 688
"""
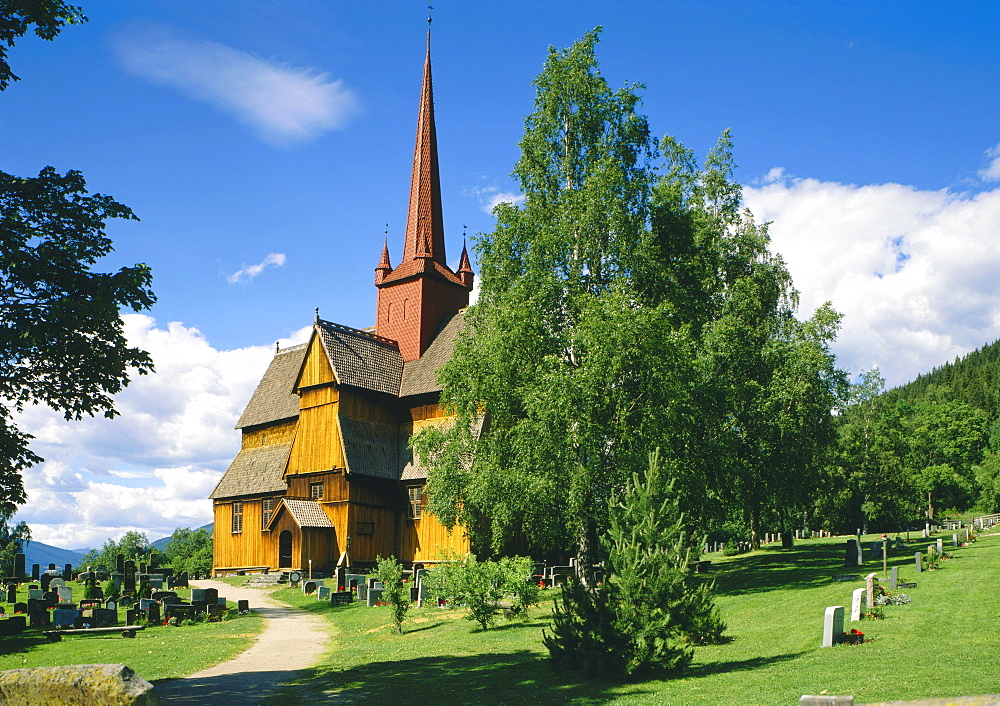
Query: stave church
209 33 473 575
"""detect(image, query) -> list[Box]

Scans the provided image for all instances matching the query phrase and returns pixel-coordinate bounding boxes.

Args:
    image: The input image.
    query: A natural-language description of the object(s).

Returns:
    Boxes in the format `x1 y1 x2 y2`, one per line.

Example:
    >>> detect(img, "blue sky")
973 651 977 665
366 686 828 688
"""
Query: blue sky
4 1 1000 548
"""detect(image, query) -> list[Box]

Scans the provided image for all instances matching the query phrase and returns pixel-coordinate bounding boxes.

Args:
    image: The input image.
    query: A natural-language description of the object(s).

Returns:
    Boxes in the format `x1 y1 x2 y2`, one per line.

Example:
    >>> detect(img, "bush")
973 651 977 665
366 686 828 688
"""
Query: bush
102 579 119 600
375 555 409 634
427 552 540 629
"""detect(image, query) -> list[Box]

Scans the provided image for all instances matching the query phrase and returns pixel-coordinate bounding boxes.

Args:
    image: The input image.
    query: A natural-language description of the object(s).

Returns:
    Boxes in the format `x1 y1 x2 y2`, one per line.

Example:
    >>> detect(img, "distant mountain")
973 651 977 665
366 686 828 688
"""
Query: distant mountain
22 540 84 570
150 523 214 553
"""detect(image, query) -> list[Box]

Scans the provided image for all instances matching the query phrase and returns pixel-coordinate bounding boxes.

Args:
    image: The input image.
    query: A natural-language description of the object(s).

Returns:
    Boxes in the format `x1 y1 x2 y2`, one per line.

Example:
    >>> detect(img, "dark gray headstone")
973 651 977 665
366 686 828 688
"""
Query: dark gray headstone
203 587 219 604
116 554 125 574
145 603 160 624
13 601 28 614
13 553 25 578
845 539 858 566
64 563 73 581
6 584 17 602
237 599 249 613
0 615 26 635
126 608 142 625
191 587 207 602
53 608 80 627
40 573 53 591
31 564 40 581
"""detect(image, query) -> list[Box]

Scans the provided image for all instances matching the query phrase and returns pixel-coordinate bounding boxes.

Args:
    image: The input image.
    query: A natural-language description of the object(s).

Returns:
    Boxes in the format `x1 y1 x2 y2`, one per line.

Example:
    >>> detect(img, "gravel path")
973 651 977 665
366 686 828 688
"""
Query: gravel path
155 580 330 705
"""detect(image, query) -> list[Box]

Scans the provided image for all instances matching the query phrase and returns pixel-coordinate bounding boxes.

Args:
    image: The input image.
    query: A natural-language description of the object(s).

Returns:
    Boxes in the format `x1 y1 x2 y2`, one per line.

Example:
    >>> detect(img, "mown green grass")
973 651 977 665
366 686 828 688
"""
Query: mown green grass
0 585 264 681
266 532 1000 705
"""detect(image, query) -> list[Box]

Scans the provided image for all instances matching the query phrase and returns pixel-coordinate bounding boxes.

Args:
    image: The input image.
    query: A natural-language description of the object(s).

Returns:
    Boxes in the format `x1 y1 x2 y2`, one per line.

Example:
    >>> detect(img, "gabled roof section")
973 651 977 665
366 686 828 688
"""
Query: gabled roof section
399 311 464 397
236 344 307 429
339 415 403 480
209 443 291 499
265 498 334 530
316 320 403 397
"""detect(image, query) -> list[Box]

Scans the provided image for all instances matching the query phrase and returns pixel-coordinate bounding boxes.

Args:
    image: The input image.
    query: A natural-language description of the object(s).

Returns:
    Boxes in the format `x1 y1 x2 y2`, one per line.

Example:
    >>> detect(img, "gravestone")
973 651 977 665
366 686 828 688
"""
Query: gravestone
890 566 899 590
335 567 346 591
914 552 922 573
148 575 164 590
0 615 25 635
111 573 123 593
145 603 160 624
123 568 135 594
28 588 43 600
6 584 17 603
191 601 207 614
92 608 117 627
29 610 51 626
63 564 73 581
850 588 865 622
140 564 147 575
936 537 944 554
139 598 156 612
822 606 845 647
49 577 65 590
203 587 219 604
953 533 959 547
13 601 27 614
870 541 883 560
116 554 125 575
217 597 227 606
356 583 367 602
303 580 318 595
865 573 878 609
417 580 429 608
845 539 858 566
57 586 72 604
151 591 176 601
238 600 249 613
165 605 195 621
13 553 25 578
126 608 142 625
191 588 207 602
318 586 331 601
367 587 384 607
52 608 80 628
40 574 53 591
31 564 40 581
105 599 117 612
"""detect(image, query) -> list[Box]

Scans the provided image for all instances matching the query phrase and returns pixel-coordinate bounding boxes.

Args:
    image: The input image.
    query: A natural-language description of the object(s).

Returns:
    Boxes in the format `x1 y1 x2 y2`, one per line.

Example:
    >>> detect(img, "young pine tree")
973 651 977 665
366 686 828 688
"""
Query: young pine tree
544 450 725 678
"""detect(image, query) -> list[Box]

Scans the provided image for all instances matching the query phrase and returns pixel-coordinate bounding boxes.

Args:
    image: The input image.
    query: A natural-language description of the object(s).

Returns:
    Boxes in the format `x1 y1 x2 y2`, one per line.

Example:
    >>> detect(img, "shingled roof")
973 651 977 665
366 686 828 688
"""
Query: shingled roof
340 415 403 480
209 443 291 499
236 344 306 430
266 498 335 529
399 311 464 398
316 320 403 397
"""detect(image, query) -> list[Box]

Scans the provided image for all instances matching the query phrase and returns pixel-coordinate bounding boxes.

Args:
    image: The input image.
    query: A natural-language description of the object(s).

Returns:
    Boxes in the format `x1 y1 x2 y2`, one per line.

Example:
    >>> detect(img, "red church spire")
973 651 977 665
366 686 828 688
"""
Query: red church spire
375 237 392 284
458 240 474 289
402 31 446 265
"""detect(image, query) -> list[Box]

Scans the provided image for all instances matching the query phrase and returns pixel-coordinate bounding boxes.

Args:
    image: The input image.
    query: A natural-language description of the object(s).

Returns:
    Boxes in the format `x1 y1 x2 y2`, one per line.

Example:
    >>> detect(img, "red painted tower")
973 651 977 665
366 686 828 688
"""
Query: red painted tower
375 32 474 362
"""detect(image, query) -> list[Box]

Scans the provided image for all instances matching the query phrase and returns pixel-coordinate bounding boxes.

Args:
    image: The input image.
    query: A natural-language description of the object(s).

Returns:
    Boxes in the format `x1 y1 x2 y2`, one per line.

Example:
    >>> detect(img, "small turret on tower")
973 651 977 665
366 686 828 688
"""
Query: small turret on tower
375 238 392 285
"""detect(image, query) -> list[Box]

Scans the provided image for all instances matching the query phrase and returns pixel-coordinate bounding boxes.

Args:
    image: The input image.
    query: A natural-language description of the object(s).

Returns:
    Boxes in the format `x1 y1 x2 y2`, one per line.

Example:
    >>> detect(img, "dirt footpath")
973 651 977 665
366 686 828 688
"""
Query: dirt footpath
155 580 329 705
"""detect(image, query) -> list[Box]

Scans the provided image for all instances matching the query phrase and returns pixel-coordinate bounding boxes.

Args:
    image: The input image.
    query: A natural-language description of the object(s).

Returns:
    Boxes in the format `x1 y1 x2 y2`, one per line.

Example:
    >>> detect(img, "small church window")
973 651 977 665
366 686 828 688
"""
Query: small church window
262 497 274 528
407 486 422 519
310 482 324 500
357 521 375 535
232 501 243 533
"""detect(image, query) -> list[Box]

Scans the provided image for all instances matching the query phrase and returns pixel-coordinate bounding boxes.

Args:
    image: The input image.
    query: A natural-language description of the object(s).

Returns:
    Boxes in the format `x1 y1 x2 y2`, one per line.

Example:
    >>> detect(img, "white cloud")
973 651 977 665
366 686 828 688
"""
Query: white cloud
979 144 1000 182
112 23 359 145
465 184 525 214
15 315 311 548
743 173 1000 387
227 252 286 284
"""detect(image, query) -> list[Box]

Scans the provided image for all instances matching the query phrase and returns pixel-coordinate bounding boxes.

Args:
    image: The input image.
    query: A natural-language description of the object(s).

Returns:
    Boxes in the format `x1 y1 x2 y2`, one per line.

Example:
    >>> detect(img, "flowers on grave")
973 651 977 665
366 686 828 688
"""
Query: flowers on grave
841 628 865 645
875 591 911 606
338 586 344 592
538 580 546 589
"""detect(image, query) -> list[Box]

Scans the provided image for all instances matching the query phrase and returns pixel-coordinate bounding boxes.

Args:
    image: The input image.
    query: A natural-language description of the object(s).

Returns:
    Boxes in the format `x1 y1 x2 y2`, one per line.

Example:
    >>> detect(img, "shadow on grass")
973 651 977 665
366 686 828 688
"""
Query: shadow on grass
685 650 807 678
710 542 935 597
271 651 658 704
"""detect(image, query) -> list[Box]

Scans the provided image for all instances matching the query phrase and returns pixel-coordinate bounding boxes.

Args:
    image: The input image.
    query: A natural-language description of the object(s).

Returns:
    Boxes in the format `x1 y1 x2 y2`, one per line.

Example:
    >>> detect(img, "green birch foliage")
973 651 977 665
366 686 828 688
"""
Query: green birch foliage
544 450 724 679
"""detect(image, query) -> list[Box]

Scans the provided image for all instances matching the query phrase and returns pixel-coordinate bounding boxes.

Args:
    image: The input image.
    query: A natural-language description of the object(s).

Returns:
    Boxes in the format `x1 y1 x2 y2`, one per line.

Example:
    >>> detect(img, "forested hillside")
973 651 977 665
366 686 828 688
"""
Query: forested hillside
884 339 1000 419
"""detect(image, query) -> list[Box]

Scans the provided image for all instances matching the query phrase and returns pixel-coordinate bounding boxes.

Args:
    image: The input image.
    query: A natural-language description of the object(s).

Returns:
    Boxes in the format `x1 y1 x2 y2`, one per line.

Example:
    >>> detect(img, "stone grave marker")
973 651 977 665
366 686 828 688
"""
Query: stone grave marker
13 601 27 614
126 608 142 625
105 599 117 612
191 588 207 603
40 573 53 591
865 573 878 610
914 552 922 573
890 566 899 590
334 567 346 591
870 541 882 560
165 605 195 621
52 608 80 628
63 563 73 581
92 608 117 627
217 597 227 606
116 554 125 574
31 564 40 580
145 603 160 624
845 539 858 566
936 537 944 554
13 553 25 578
0 615 26 635
238 600 249 613
49 577 65 590
356 583 367 602
57 586 72 604
367 587 384 607
149 575 164 590
28 588 43 600
140 598 156 611
203 587 219 604
192 600 207 614
6 584 17 603
318 586 331 601
151 591 176 601
822 606 844 647
850 588 865 622
303 580 318 595
953 533 959 547
417 579 429 607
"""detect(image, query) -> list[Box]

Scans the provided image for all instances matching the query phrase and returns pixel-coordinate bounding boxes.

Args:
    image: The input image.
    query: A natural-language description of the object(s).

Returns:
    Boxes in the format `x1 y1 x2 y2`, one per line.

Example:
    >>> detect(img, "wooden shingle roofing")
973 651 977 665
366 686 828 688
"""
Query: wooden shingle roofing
209 443 291 500
236 344 307 430
340 416 403 480
316 320 403 397
399 311 464 398
275 498 335 528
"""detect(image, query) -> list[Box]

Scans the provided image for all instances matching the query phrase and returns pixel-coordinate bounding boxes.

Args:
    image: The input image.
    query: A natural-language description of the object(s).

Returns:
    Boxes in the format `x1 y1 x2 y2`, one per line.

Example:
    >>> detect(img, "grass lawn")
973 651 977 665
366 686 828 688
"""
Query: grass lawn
267 531 1000 705
0 585 264 681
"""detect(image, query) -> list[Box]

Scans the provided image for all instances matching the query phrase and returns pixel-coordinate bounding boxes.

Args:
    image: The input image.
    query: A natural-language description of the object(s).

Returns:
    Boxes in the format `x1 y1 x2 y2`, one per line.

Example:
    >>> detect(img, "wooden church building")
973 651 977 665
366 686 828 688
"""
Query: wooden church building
209 35 474 575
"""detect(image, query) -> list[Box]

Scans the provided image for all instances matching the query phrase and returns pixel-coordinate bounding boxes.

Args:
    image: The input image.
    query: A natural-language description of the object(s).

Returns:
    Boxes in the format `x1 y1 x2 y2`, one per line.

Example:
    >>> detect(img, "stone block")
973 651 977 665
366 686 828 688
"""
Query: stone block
821 606 844 648
0 664 161 705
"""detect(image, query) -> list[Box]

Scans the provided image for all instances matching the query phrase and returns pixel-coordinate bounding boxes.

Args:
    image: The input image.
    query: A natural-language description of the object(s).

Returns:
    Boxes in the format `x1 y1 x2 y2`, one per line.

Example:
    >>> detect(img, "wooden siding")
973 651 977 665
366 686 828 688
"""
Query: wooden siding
241 420 296 449
212 499 276 571
287 470 348 500
287 398 344 474
296 333 335 389
341 389 395 423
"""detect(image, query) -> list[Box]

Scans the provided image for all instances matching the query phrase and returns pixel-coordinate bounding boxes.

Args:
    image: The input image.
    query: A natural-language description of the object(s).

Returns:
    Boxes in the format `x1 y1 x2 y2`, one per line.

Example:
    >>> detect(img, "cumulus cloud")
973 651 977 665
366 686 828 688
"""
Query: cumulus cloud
227 252 286 284
979 144 1000 182
743 173 1000 387
15 315 311 548
112 23 359 145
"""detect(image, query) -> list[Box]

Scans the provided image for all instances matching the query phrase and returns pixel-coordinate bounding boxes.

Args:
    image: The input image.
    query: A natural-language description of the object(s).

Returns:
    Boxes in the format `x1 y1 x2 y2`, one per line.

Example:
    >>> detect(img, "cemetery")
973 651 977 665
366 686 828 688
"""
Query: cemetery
242 528 1000 705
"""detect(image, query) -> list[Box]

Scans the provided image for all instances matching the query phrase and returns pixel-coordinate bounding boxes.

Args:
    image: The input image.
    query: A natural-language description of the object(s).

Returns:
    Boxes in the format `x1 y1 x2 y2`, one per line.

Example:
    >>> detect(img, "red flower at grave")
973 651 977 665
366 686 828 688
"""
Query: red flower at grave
338 586 344 591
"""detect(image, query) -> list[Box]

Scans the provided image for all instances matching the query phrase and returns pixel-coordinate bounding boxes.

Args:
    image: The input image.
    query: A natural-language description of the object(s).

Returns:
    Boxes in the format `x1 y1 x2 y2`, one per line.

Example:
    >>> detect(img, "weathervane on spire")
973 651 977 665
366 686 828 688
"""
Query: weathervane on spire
427 2 433 26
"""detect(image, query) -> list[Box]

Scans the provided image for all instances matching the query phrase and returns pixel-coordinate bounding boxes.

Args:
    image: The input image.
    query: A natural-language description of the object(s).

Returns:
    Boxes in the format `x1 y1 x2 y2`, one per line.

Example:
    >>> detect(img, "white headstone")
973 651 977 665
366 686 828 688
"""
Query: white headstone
822 606 844 648
936 537 943 554
851 587 865 622
890 566 898 590
865 572 878 609
914 552 922 573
